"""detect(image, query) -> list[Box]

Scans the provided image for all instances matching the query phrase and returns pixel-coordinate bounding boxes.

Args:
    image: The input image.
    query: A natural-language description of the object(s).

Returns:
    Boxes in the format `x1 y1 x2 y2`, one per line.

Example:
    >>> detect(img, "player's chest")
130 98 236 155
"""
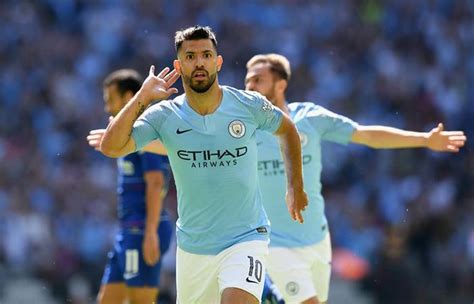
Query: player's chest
295 122 319 152
161 114 258 150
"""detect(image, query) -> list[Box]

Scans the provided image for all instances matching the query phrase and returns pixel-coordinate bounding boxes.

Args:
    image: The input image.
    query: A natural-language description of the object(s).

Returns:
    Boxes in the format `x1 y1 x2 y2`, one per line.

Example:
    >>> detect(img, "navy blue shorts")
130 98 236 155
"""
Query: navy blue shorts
101 219 173 287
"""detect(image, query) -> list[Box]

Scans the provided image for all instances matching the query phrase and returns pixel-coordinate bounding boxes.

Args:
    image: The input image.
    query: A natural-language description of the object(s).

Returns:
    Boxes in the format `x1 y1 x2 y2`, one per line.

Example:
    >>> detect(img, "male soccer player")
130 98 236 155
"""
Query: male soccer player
88 69 173 304
99 27 308 304
244 53 466 304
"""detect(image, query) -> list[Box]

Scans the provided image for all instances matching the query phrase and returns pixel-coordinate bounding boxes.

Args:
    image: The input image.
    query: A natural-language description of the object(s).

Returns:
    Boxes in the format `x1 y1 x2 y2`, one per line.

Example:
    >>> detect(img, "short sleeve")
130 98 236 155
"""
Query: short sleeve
307 105 358 144
131 104 167 150
247 92 283 133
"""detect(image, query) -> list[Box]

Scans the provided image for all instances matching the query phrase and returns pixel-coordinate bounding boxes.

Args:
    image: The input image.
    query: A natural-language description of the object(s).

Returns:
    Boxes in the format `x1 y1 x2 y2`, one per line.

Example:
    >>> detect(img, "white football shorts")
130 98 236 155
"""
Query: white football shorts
176 240 269 303
267 233 332 303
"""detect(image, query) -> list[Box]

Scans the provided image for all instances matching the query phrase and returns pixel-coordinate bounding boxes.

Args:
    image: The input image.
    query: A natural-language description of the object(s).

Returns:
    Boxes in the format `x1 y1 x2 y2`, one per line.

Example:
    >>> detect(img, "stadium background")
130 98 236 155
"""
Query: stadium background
0 0 472 303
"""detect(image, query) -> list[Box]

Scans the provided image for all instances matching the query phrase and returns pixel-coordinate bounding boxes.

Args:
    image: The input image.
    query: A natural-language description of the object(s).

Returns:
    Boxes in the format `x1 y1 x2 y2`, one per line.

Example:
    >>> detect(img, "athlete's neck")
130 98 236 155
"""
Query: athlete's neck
184 81 222 115
273 94 289 115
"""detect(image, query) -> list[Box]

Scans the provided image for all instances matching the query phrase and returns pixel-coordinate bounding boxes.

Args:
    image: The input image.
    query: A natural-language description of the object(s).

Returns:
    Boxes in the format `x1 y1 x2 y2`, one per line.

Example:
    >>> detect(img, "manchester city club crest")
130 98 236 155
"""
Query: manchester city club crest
286 281 299 296
299 132 308 147
228 120 246 138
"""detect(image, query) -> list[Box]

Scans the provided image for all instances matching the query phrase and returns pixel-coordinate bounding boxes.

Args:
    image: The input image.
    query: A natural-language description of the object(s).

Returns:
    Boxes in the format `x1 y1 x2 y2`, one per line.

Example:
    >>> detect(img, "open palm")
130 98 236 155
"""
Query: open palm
140 65 180 103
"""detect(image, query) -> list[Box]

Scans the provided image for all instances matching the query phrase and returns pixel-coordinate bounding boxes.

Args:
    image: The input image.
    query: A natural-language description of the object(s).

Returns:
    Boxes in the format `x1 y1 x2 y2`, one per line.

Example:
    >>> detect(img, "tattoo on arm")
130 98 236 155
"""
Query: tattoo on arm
136 102 146 119
128 101 147 137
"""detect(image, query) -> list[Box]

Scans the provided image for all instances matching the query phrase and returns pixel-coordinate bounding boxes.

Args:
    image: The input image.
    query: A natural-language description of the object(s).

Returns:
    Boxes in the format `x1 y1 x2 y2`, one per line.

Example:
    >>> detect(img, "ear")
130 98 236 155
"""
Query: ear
217 55 223 72
173 59 181 74
276 79 287 94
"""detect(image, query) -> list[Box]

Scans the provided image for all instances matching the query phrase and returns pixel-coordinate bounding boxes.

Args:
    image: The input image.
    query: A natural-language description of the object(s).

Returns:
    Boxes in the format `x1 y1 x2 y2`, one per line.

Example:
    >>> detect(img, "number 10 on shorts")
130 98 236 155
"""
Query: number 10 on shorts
246 256 262 284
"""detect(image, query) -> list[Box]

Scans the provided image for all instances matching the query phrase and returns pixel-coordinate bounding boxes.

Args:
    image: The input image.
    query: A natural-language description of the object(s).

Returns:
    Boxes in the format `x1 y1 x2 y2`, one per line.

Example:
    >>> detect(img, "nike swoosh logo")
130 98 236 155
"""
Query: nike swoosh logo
176 128 192 134
256 142 263 146
123 273 139 280
246 277 259 284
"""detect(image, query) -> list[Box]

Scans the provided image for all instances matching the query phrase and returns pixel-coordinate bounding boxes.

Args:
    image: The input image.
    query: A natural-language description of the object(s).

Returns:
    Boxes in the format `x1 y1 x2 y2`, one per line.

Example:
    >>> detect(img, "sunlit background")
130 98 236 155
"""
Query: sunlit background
0 0 473 303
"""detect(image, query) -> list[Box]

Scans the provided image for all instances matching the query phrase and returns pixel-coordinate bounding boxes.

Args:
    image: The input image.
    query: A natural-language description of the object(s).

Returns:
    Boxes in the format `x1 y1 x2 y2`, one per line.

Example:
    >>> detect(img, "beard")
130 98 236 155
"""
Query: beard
249 84 277 104
264 89 276 104
182 70 217 93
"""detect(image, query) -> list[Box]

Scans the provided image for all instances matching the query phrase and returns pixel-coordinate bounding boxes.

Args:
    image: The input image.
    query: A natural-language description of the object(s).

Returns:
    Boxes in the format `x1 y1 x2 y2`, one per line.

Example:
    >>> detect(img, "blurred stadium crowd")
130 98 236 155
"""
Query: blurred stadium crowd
0 0 472 303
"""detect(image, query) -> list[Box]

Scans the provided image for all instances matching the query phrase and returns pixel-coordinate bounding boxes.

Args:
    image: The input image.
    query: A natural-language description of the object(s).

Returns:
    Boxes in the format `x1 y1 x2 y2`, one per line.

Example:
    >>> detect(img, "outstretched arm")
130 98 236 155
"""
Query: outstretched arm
100 66 179 158
87 129 168 155
351 123 466 152
274 114 308 223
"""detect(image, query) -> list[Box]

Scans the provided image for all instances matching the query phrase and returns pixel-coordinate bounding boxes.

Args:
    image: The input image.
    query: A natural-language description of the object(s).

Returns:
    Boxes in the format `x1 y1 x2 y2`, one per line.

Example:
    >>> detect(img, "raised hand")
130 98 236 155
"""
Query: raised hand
286 188 309 224
138 66 180 104
427 123 466 152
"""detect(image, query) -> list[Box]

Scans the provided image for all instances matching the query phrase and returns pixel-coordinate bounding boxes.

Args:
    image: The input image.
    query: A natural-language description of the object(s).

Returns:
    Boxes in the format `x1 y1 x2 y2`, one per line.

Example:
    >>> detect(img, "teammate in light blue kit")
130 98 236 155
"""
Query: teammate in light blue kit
100 27 308 304
245 54 466 304
88 69 173 304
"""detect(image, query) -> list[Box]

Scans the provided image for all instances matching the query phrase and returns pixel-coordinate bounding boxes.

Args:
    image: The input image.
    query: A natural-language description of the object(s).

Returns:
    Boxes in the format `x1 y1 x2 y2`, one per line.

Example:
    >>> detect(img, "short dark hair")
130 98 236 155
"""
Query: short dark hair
174 26 218 52
103 69 143 95
246 54 291 81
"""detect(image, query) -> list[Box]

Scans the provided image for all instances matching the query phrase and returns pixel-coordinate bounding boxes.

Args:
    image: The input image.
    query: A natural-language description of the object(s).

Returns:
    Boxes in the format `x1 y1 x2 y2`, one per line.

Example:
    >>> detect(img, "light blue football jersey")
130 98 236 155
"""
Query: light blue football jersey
257 102 357 247
132 86 283 255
